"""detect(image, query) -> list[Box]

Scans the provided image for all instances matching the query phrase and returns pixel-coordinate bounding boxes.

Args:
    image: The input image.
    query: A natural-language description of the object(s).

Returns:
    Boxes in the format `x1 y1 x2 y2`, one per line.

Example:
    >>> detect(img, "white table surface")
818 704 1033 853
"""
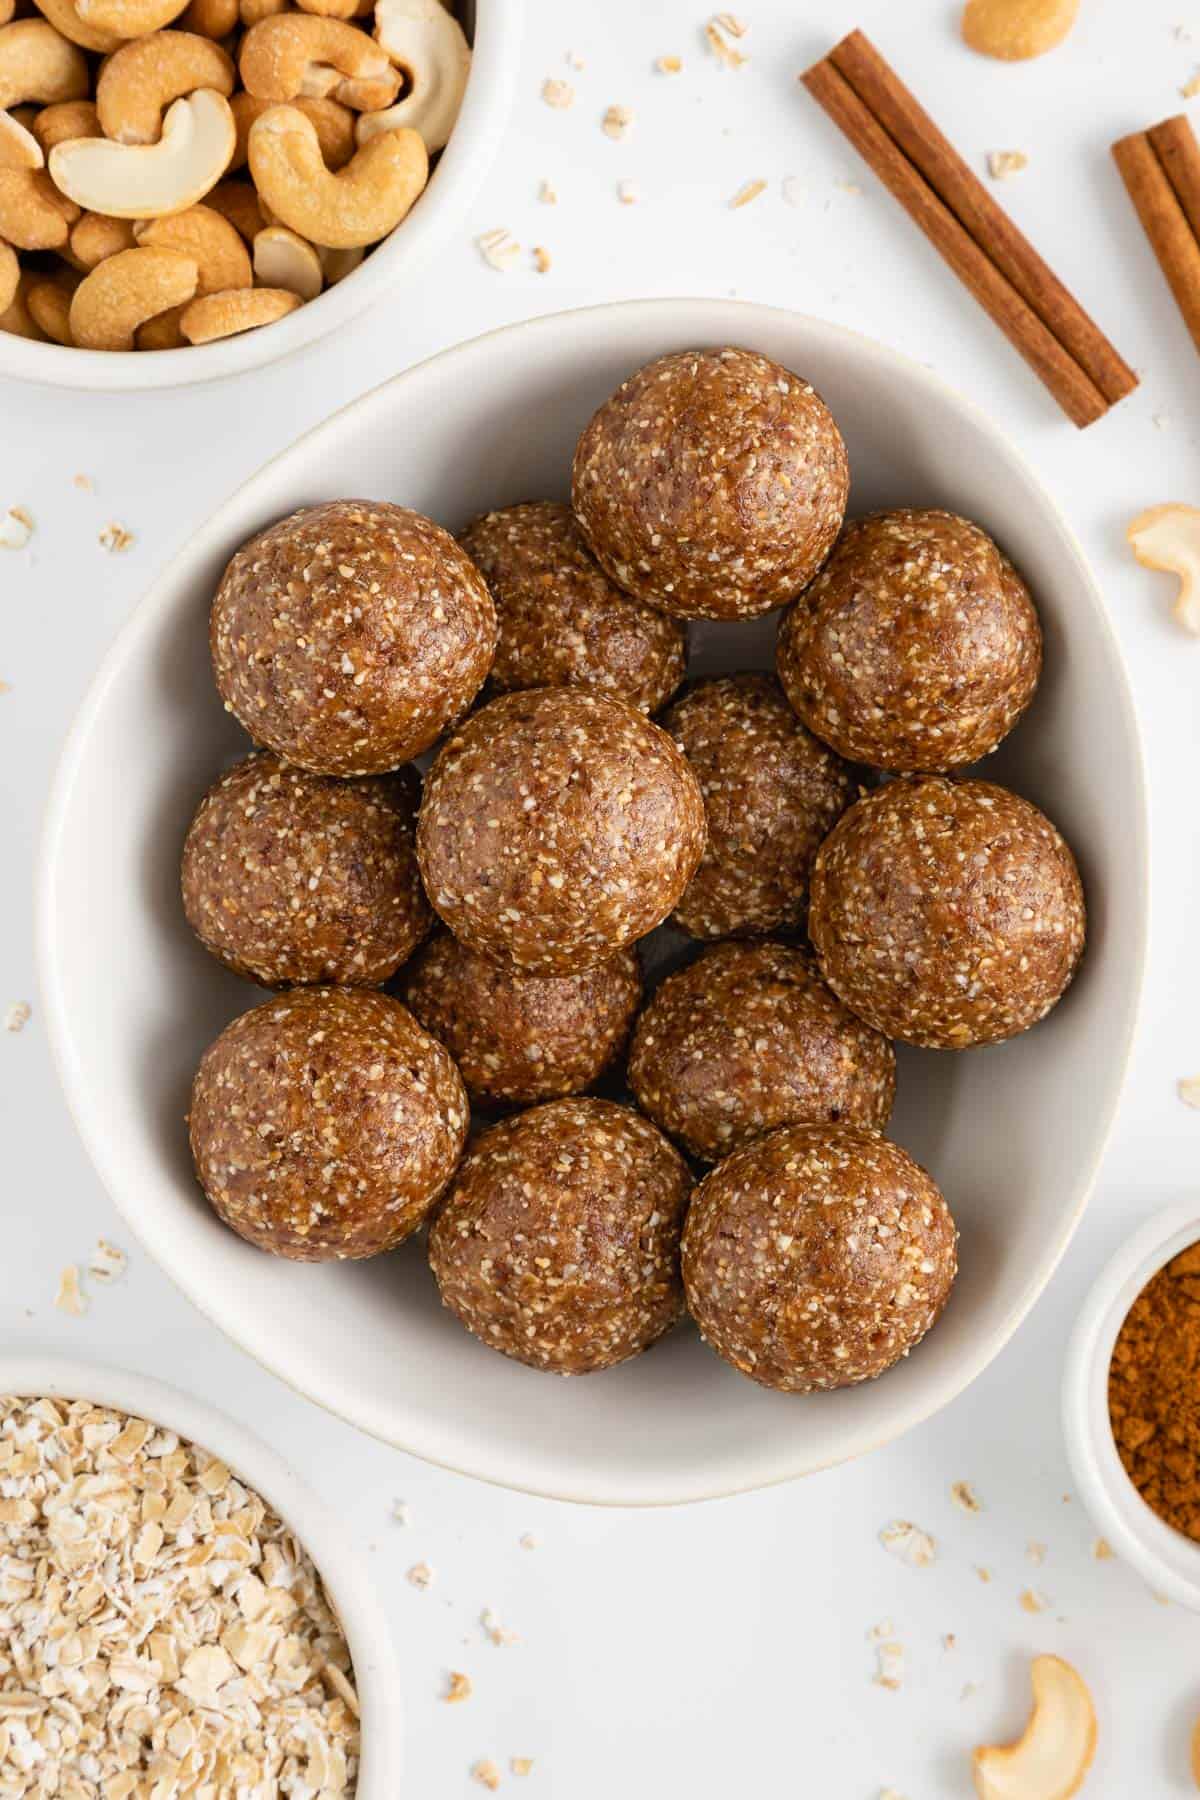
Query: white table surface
3 1 1200 1792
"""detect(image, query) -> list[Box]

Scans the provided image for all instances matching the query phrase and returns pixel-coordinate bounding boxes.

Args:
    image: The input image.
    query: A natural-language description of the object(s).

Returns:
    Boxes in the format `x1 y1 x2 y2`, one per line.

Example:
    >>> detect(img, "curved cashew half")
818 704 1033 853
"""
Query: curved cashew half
50 88 235 218
205 172 262 237
0 19 89 110
135 296 185 344
248 102 424 246
97 31 235 143
31 0 123 55
252 221 320 295
26 266 77 340
1127 503 1200 636
231 87 352 168
178 0 237 36
0 164 77 245
75 0 190 40
179 281 298 339
368 0 469 152
68 240 196 345
0 267 48 335
973 1656 1096 1800
0 235 17 311
318 239 359 282
239 15 389 103
32 96 99 150
0 106 42 166
70 207 136 264
135 198 248 288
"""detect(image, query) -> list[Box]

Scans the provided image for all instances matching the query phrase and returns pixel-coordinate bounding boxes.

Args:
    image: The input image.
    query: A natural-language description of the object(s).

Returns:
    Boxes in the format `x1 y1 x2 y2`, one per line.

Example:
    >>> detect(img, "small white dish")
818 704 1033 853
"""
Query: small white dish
0 0 521 393
0 1352 404 1789
1063 1204 1200 1610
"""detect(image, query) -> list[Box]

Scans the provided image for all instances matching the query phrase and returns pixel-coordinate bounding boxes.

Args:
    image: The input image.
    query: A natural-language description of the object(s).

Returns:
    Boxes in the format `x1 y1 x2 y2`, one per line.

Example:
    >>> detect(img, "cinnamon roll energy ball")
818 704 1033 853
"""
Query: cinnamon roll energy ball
211 501 496 776
189 988 468 1261
777 509 1042 772
416 688 706 974
572 348 850 620
403 931 642 1107
809 776 1086 1049
682 1124 958 1392
181 753 431 989
429 1098 693 1374
459 501 687 714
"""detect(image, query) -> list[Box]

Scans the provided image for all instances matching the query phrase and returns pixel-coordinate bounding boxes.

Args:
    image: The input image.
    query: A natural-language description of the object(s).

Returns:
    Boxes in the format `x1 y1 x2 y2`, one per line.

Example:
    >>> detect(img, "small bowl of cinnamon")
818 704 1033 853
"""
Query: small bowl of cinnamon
1063 1203 1200 1609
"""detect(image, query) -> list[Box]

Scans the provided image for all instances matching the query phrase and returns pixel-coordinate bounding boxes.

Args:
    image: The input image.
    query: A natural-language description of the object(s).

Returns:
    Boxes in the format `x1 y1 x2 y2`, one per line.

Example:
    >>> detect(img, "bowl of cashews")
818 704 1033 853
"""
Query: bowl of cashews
0 0 520 389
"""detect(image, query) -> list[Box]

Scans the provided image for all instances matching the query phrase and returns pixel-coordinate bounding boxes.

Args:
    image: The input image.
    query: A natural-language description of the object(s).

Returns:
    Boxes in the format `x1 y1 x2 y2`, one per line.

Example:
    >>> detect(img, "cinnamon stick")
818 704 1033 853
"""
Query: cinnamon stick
1112 122 1200 358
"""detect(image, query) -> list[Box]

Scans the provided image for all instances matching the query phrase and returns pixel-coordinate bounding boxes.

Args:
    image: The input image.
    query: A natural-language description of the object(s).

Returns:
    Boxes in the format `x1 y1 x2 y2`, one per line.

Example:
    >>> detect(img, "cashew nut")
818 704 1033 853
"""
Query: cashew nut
0 0 13 25
0 164 77 245
68 240 195 345
331 65 399 109
0 266 47 334
50 87 235 217
1126 503 1200 636
75 0 190 41
973 1656 1096 1800
31 96 98 149
317 239 358 282
134 296 185 343
26 265 77 340
205 172 262 236
239 15 389 105
96 31 234 143
0 19 89 109
248 102 424 246
0 105 42 165
294 0 358 20
239 0 286 23
231 87 352 167
178 0 237 36
0 233 17 309
70 207 136 264
179 280 298 338
135 197 248 287
368 0 469 153
31 0 123 55
252 220 319 294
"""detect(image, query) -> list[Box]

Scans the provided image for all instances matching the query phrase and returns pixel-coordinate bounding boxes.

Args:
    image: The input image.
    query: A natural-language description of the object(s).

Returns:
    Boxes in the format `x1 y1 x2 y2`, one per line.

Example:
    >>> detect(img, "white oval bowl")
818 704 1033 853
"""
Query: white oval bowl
1063 1204 1200 1609
0 1353 403 1789
38 299 1147 1504
0 0 521 393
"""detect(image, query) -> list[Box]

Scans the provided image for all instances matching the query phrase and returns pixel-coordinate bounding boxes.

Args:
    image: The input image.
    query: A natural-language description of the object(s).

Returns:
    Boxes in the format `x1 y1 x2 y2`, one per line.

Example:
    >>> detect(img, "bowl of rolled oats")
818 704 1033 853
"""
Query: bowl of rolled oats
0 1355 402 1796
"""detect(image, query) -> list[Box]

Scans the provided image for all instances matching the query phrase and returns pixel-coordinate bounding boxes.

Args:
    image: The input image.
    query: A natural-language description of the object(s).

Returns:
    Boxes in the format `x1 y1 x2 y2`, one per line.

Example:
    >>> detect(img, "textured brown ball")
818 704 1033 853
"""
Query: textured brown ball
777 509 1042 772
572 347 849 621
682 1124 957 1393
628 942 895 1163
181 752 432 989
189 987 468 1261
428 1098 693 1374
210 500 496 776
416 688 707 975
663 674 855 939
402 930 642 1106
459 500 687 714
809 776 1086 1049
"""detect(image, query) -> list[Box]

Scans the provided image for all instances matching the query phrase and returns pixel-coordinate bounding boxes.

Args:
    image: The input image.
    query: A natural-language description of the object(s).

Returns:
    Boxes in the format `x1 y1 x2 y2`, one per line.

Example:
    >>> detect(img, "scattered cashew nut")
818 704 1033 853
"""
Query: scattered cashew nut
973 1656 1097 1800
205 172 262 237
239 0 287 25
239 15 390 105
294 0 360 22
248 102 425 247
134 296 186 344
0 164 77 246
179 280 298 339
97 30 235 143
26 267 77 340
135 197 248 288
0 107 43 167
0 19 90 110
30 0 124 55
178 0 237 36
231 87 353 169
75 0 191 43
70 206 137 264
50 87 235 217
252 221 320 295
68 239 196 346
1127 504 1200 636
961 0 1080 61
31 96 99 150
368 0 469 154
318 240 360 283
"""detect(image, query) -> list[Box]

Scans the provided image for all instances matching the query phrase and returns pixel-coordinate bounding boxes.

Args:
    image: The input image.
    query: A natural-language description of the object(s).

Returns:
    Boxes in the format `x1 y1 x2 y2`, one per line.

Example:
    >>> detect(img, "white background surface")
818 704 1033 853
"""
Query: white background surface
3 0 1200 1793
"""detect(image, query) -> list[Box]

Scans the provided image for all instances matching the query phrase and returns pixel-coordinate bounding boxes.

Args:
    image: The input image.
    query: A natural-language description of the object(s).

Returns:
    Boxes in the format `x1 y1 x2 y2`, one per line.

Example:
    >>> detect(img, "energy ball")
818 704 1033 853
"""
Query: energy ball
809 776 1086 1049
662 674 855 939
777 509 1042 772
211 500 496 776
572 347 849 621
402 930 642 1106
682 1123 957 1392
189 987 468 1261
428 1097 692 1373
181 752 431 989
628 942 895 1163
459 501 687 714
417 688 707 975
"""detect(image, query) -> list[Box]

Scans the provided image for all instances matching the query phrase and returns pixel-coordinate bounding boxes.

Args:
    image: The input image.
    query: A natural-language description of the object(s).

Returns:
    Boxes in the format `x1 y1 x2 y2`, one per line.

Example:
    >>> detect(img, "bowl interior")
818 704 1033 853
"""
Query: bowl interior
39 300 1146 1503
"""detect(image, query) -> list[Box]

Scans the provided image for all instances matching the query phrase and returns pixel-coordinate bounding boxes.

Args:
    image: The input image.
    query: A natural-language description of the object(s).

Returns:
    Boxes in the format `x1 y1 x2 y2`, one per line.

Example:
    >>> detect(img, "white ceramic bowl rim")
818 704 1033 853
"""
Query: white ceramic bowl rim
37 299 1149 1504
0 0 522 393
1063 1203 1200 1608
0 1352 403 1789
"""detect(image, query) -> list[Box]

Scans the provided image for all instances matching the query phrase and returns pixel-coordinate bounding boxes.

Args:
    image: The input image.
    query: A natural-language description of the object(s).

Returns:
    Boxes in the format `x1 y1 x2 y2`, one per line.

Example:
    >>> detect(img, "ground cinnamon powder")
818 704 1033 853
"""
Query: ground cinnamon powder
1109 1243 1200 1541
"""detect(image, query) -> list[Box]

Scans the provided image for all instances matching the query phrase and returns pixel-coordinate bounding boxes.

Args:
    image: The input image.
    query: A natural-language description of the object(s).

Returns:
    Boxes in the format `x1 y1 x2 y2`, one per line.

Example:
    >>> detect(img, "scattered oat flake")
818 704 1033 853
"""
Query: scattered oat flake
473 1760 502 1791
54 1266 87 1317
602 105 632 140
943 1633 957 1651
511 1758 534 1778
836 178 862 193
950 1480 983 1514
1178 1076 1200 1108
705 19 746 66
532 246 552 274
98 522 134 553
392 1499 410 1525
1182 69 1200 97
73 472 92 491
5 1000 31 1033
867 1619 894 1642
539 179 558 204
445 1671 472 1703
1026 1540 1047 1566
1093 1537 1115 1561
541 77 573 109
88 1238 126 1284
617 179 638 205
480 1607 518 1647
1152 1588 1170 1606
987 149 1028 180
874 1640 905 1691
407 1561 434 1590
730 178 766 209
519 1533 538 1550
656 54 682 72
975 1565 992 1582
477 228 521 272
781 174 804 207
714 10 747 34
1019 1587 1049 1613
879 1520 936 1568
0 505 33 549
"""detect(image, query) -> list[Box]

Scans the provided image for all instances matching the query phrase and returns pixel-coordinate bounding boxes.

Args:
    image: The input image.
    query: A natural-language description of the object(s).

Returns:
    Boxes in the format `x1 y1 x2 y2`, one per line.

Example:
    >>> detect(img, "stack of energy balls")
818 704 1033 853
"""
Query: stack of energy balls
183 346 1085 1396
